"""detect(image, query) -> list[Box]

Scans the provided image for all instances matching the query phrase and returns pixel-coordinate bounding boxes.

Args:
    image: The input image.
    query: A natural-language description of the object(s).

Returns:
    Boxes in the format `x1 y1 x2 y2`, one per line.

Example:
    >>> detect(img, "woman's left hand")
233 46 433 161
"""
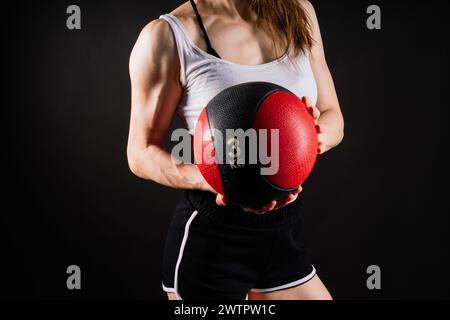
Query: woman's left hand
302 96 324 154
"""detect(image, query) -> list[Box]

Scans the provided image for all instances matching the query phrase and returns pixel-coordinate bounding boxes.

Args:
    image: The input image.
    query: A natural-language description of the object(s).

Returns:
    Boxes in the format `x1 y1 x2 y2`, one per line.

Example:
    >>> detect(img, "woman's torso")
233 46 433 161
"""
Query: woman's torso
159 8 318 135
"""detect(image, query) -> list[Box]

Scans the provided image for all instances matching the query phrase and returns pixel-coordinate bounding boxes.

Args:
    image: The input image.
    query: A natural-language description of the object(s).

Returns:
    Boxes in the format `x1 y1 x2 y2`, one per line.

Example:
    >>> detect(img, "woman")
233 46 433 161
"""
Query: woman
127 0 344 300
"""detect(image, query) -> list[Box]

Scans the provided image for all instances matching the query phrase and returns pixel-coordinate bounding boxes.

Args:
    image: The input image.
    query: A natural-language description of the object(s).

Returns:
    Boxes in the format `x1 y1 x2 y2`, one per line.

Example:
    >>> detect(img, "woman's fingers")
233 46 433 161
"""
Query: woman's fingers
242 200 277 215
218 193 276 215
302 97 324 153
302 97 324 154
262 201 277 212
242 186 303 214
254 201 277 215
215 193 228 206
218 186 303 214
309 106 321 124
315 124 322 134
302 96 321 124
317 142 324 155
274 186 303 210
274 194 297 210
293 185 303 195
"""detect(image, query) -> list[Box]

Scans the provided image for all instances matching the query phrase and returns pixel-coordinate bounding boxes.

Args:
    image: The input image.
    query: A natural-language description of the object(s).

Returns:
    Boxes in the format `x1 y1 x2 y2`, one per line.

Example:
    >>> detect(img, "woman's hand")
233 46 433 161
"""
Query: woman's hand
302 96 324 154
215 186 303 215
197 162 303 215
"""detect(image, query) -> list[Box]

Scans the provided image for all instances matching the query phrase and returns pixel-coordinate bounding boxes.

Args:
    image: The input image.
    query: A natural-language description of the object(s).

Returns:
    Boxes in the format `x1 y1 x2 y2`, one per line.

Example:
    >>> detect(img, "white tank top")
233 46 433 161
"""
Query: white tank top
159 14 318 134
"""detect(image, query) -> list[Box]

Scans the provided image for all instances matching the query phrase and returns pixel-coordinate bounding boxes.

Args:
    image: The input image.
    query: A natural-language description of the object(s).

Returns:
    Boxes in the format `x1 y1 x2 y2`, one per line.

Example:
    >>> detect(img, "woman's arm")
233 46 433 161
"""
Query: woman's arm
127 19 211 191
303 1 345 154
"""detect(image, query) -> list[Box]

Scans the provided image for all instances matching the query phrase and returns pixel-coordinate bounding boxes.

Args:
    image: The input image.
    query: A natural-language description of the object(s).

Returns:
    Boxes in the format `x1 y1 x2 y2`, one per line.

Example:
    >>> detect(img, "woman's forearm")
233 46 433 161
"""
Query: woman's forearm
317 108 344 153
128 144 210 191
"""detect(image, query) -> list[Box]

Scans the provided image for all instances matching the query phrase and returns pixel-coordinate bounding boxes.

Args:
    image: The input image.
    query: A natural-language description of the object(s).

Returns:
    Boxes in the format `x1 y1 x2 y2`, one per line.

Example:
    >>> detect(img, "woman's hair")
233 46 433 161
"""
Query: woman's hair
250 0 314 57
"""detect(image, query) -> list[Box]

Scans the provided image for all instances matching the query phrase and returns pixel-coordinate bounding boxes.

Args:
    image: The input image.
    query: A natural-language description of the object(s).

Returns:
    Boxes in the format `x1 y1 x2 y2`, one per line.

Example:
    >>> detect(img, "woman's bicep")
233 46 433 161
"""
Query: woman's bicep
128 19 182 152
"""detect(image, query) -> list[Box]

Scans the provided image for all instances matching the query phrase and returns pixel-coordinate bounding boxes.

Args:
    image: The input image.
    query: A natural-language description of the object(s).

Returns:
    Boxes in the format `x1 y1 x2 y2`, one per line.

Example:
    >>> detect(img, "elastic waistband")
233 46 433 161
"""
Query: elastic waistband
185 190 303 227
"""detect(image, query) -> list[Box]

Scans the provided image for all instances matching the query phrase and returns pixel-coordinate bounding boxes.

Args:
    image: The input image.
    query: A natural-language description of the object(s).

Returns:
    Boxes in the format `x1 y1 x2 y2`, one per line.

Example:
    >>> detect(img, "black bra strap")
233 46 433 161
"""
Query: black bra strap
190 0 221 58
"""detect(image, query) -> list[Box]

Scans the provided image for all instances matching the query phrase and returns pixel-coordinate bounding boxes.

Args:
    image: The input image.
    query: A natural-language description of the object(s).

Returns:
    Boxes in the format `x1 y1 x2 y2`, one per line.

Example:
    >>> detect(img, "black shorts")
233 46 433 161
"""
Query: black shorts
161 190 316 300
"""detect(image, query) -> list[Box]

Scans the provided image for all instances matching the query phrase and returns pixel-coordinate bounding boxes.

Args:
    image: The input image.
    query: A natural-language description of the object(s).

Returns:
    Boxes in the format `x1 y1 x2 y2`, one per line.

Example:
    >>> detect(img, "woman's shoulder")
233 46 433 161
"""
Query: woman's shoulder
298 0 316 19
130 19 178 73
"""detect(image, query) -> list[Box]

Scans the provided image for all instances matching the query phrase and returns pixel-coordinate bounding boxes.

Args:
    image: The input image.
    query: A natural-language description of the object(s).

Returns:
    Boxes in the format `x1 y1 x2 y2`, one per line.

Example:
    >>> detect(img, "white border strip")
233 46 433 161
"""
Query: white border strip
250 266 316 293
174 210 199 300
162 283 176 293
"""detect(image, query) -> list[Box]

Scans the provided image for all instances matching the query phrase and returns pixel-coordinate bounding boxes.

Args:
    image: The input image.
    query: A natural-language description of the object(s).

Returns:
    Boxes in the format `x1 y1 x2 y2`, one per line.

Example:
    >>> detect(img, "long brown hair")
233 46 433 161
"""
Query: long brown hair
250 0 314 57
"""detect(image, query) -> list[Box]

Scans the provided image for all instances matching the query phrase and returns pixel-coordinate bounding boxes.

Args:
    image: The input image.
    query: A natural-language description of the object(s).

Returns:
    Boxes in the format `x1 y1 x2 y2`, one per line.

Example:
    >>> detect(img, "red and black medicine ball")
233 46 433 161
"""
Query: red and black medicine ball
194 82 318 208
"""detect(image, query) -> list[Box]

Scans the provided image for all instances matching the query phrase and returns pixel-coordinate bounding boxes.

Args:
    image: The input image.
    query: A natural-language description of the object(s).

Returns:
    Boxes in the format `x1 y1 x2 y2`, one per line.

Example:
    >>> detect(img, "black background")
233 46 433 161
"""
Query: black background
2 0 450 300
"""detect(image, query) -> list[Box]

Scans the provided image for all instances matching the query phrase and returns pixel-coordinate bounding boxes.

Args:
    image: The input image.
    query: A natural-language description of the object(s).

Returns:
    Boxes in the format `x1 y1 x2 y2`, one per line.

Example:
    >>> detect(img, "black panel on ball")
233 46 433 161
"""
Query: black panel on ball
205 82 295 207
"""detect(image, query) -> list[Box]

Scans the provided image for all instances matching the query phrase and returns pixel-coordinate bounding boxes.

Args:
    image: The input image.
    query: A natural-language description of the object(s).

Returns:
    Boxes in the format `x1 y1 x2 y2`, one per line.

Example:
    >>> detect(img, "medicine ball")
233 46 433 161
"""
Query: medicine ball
193 82 318 208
